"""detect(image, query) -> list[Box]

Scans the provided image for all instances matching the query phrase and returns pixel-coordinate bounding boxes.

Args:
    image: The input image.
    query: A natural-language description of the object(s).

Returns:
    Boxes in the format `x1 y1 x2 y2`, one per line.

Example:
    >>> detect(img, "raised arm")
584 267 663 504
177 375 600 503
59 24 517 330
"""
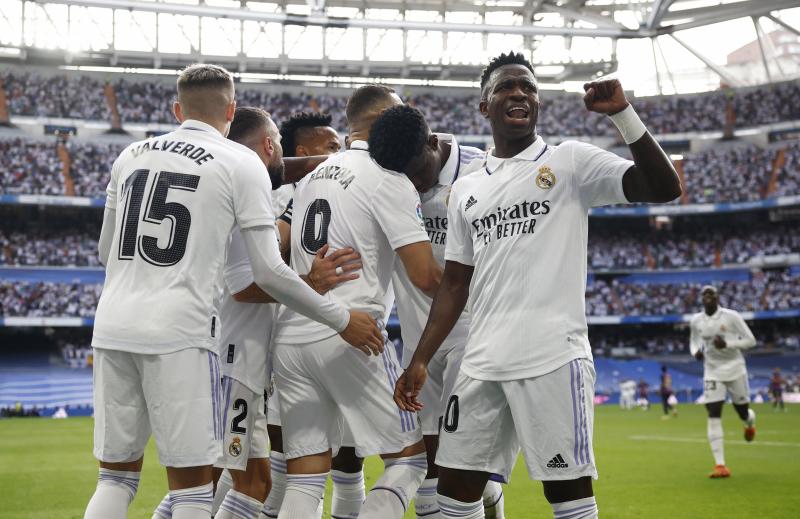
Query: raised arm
583 79 682 204
283 156 328 183
395 260 473 411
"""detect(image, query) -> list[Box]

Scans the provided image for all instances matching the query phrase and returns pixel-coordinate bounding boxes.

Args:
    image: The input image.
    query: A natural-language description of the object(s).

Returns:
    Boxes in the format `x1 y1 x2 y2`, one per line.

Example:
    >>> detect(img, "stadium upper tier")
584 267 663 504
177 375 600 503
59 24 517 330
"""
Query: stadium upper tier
3 71 800 137
3 223 798 272
1 267 797 324
0 135 798 207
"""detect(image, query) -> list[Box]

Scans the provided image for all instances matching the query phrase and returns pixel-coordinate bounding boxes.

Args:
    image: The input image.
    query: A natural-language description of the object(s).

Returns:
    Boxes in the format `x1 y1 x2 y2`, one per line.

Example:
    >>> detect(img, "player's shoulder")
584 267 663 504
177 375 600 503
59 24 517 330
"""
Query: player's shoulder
718 307 742 319
689 311 704 324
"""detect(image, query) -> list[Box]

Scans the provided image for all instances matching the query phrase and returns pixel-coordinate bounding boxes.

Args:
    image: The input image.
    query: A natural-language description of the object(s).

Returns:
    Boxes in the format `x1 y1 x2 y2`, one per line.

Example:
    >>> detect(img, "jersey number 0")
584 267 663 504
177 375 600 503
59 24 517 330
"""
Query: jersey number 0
301 198 332 254
118 169 200 266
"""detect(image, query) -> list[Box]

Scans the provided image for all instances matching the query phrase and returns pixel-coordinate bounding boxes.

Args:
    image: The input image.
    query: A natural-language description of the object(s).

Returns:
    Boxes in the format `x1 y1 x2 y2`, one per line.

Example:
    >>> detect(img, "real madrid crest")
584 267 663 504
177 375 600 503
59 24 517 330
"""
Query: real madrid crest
536 166 556 190
229 437 242 457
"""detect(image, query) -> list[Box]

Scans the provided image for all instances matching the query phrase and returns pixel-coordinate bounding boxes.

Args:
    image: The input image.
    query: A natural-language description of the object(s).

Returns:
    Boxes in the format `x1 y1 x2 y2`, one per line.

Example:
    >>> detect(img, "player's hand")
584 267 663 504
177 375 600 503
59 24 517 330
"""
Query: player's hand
694 351 704 361
713 336 727 349
307 244 362 294
583 79 629 115
340 310 384 356
394 360 427 412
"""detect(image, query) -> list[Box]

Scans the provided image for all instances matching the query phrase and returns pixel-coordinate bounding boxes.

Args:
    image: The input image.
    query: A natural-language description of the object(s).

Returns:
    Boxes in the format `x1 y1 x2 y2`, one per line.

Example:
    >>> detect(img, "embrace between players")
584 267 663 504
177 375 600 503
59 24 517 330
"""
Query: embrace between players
84 51 682 519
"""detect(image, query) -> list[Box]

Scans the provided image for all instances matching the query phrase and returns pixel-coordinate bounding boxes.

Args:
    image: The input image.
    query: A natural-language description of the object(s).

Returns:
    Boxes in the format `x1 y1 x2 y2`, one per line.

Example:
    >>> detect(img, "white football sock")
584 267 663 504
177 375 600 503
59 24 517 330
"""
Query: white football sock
551 496 598 519
152 493 172 519
438 495 484 519
213 470 234 515
745 408 756 427
707 417 725 466
277 472 327 519
84 468 140 519
170 482 213 519
360 453 427 519
216 488 264 519
482 481 505 519
415 478 439 518
261 452 287 518
331 469 365 519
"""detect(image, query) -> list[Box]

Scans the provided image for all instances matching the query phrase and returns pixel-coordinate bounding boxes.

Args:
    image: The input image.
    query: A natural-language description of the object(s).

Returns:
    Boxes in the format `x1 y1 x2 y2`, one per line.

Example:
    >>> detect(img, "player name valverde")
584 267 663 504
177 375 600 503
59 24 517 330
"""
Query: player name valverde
471 200 551 245
130 139 215 166
307 164 355 189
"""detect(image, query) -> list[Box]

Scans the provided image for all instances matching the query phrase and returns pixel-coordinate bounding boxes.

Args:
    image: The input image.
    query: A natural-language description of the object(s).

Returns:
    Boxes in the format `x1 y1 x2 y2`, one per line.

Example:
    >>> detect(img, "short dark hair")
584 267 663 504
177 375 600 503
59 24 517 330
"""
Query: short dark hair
177 63 234 97
279 112 334 158
346 84 396 125
368 105 429 173
480 51 535 95
228 106 270 144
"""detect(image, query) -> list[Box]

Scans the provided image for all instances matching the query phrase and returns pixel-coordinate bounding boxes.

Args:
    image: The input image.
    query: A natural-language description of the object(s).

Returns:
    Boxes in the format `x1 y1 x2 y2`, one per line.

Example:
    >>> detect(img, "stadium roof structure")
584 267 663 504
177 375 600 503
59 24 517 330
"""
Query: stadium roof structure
0 0 798 90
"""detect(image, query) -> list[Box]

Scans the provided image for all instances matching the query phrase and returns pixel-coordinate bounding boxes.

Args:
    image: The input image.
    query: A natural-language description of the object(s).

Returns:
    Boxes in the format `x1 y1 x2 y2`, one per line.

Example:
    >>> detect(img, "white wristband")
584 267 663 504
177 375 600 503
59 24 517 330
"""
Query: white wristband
609 104 647 144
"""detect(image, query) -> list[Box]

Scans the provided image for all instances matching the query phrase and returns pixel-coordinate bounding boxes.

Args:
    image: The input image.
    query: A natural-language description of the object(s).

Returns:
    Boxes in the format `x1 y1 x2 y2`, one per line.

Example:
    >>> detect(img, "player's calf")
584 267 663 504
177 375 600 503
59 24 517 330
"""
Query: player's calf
543 478 597 518
330 449 366 519
84 464 142 519
359 443 428 519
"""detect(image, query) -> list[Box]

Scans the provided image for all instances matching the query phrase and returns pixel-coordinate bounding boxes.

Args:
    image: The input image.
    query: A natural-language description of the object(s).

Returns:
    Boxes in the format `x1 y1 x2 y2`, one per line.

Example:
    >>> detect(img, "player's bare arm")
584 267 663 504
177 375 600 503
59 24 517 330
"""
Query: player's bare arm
283 155 328 183
395 260 473 412
583 79 682 204
395 241 443 298
233 244 363 303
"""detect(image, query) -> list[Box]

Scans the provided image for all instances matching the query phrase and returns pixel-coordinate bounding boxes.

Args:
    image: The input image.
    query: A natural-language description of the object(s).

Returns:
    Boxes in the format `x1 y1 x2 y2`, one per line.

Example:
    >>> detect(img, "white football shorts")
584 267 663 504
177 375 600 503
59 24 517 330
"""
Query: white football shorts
216 376 269 471
436 358 597 483
403 342 464 435
92 347 223 467
703 375 750 405
274 335 422 459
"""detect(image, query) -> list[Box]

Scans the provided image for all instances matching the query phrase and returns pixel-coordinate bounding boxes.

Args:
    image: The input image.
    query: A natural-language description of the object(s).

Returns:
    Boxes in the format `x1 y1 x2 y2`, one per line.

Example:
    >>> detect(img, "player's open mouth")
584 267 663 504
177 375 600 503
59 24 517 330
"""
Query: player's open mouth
505 106 529 120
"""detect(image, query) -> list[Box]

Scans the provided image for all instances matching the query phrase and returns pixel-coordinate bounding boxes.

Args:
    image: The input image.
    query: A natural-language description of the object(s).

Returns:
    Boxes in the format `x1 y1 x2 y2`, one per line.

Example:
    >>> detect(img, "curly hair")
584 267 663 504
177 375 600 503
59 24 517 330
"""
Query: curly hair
279 112 334 158
480 51 535 95
368 105 429 173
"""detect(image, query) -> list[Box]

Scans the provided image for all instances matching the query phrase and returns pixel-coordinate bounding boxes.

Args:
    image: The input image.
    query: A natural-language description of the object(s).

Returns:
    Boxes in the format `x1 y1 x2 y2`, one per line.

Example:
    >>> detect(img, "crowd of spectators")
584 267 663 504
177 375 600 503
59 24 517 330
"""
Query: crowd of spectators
681 144 777 204
774 139 800 198
0 230 100 267
0 281 101 318
586 269 800 317
67 141 125 198
3 72 800 136
589 225 800 270
591 330 800 356
0 138 63 196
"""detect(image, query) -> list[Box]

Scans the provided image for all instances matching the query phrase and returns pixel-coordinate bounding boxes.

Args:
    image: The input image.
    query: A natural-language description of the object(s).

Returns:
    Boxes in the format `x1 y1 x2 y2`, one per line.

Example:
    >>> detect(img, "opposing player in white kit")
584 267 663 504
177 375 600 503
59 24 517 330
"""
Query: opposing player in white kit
84 64 383 519
368 105 505 519
690 285 757 479
272 85 444 519
396 52 682 519
265 112 367 519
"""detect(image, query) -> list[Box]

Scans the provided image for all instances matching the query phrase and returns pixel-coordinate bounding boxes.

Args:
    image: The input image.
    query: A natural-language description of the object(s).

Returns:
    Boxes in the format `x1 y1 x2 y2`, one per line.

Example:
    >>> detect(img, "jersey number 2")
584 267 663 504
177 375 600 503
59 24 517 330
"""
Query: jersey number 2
118 169 200 266
300 198 332 254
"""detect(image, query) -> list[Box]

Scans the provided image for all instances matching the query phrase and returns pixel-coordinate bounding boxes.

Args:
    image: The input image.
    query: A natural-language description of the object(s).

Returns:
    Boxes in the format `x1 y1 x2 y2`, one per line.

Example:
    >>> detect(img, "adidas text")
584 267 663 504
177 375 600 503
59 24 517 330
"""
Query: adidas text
547 454 569 469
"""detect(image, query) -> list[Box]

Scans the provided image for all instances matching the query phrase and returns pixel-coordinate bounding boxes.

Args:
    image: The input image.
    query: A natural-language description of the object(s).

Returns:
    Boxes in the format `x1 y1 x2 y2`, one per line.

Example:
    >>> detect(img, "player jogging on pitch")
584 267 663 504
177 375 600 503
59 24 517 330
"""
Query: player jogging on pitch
84 64 382 519
395 51 681 519
690 285 757 479
368 105 506 519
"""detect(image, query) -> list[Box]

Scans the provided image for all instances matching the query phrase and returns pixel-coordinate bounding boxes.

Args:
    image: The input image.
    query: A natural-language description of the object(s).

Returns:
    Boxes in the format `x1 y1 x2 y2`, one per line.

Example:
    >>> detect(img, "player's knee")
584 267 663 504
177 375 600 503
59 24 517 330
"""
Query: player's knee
437 467 488 502
542 476 593 504
705 402 723 418
267 425 284 453
422 434 440 478
331 446 364 473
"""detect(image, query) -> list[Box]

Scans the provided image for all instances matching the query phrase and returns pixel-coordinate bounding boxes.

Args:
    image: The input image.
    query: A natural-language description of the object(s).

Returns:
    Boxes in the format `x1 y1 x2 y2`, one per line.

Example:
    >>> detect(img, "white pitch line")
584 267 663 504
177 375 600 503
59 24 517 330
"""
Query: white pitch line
628 435 800 448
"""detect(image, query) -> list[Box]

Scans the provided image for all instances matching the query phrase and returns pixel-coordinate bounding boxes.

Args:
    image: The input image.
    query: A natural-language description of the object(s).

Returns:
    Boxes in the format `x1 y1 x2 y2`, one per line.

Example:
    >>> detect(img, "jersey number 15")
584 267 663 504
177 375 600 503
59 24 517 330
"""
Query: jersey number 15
118 169 200 266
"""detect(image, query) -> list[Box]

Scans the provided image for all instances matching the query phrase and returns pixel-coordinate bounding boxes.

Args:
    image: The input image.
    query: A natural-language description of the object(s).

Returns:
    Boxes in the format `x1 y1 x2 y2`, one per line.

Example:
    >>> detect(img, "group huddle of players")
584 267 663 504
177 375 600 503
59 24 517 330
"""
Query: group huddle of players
82 51 687 519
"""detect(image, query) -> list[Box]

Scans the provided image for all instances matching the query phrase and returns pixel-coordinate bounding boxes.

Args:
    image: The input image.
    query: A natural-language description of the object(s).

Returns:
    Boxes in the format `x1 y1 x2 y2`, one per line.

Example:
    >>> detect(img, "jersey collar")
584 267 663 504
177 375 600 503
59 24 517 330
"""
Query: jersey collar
485 135 547 173
435 133 461 186
703 307 723 320
180 119 224 137
349 140 369 151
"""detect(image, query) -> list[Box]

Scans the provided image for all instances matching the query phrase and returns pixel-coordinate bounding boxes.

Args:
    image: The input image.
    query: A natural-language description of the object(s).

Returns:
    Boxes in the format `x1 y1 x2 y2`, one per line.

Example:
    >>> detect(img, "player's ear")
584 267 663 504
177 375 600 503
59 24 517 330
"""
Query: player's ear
226 100 236 123
173 102 183 123
296 145 308 157
428 133 438 151
479 99 489 119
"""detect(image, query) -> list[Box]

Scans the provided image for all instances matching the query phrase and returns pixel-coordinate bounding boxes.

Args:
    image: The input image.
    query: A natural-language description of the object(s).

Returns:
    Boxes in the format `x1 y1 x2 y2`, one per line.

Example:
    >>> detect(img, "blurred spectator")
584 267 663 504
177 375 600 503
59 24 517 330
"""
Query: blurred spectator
0 281 101 317
0 229 100 266
0 138 63 196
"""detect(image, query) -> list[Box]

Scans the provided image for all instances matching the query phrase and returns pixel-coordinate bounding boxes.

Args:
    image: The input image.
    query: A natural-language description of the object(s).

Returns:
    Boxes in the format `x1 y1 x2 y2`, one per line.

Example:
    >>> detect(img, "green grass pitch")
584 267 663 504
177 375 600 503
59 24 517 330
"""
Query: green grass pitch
1 404 798 518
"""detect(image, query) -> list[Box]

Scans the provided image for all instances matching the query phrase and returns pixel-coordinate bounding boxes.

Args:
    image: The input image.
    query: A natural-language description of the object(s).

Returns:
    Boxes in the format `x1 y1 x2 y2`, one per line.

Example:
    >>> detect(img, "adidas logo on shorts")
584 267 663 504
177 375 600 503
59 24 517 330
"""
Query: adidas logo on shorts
546 454 569 469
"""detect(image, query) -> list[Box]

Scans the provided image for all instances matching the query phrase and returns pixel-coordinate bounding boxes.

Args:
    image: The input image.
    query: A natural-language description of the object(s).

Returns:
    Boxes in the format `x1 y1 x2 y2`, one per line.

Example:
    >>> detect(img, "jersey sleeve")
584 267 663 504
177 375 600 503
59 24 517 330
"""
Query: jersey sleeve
372 175 429 250
279 198 293 226
104 153 124 211
689 317 702 357
444 182 474 266
569 140 633 208
231 152 276 230
727 311 757 350
224 229 255 295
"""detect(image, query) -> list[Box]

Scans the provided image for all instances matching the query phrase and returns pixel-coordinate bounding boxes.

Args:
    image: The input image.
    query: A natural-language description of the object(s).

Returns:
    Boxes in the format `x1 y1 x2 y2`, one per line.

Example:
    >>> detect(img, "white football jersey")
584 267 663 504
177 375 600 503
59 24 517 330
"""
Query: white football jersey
274 140 429 345
689 307 756 381
93 119 274 354
445 137 633 381
392 134 485 355
272 183 295 218
218 228 275 394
